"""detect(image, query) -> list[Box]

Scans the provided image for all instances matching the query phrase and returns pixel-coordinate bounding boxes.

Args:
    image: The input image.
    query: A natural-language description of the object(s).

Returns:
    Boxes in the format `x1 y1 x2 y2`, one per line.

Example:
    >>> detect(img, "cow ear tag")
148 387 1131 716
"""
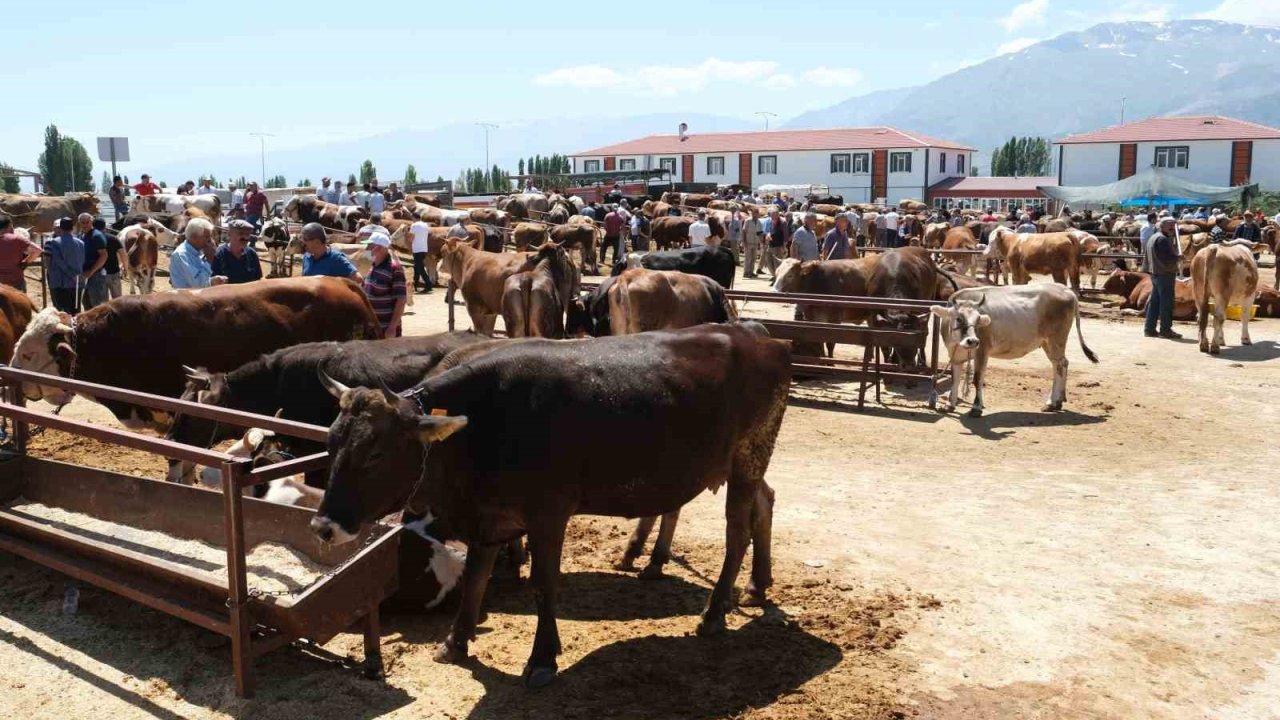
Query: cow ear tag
431 408 448 416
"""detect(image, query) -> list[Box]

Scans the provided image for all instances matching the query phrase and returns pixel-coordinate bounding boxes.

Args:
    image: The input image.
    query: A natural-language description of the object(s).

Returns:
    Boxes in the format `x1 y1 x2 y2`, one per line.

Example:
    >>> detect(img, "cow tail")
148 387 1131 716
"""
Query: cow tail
1073 295 1099 364
618 278 633 334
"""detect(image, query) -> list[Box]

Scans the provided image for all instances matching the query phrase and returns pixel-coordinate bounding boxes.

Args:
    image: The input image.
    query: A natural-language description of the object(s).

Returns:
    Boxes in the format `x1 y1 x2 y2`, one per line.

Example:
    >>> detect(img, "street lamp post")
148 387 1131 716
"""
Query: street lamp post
1120 97 1127 125
475 123 498 170
755 111 777 131
249 132 275 185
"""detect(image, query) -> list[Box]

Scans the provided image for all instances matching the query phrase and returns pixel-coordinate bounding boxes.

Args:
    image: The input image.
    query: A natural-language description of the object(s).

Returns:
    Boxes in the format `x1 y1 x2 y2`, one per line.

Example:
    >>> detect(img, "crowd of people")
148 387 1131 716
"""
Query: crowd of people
10 213 124 314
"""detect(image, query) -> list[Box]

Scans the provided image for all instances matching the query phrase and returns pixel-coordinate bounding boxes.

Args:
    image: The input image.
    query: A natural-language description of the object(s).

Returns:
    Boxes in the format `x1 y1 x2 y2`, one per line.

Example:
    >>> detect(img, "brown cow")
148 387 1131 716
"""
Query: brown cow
10 277 379 430
548 222 600 275
941 225 980 276
440 238 534 335
0 193 99 233
468 207 509 228
0 284 35 364
1254 286 1280 318
649 215 725 251
642 200 673 219
1101 270 1197 319
987 226 1082 291
119 225 159 294
1192 240 1260 354
501 243 580 339
513 222 550 251
605 268 736 336
922 222 949 248
772 257 877 326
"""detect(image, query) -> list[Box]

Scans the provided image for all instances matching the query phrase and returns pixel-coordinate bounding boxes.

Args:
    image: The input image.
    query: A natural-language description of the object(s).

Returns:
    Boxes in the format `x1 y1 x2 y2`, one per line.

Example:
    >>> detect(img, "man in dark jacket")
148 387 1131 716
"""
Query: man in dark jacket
1232 211 1262 242
1144 217 1182 339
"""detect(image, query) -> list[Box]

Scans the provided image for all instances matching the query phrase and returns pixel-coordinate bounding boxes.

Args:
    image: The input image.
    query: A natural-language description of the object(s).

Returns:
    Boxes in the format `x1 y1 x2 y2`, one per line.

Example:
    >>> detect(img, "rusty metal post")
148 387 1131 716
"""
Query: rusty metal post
446 280 456 331
221 457 255 698
7 375 27 454
928 314 941 410
362 603 383 680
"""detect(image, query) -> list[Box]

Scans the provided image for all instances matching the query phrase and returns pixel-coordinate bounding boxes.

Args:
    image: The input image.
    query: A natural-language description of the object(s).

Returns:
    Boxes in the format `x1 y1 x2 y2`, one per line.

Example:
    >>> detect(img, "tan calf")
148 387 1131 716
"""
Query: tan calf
1192 240 1260 354
440 239 534 335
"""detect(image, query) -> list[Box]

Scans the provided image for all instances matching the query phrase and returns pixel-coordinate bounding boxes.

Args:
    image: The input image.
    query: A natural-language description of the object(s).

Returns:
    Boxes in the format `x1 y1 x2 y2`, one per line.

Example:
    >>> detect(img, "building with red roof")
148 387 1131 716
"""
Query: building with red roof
1055 115 1280 190
569 127 975 205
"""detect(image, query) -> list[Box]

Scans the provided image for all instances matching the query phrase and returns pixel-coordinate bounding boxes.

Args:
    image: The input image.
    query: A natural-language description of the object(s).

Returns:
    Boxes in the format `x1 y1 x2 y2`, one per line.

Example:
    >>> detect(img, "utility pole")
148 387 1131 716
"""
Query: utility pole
755 111 777 131
476 123 498 170
249 132 274 185
1120 97 1127 125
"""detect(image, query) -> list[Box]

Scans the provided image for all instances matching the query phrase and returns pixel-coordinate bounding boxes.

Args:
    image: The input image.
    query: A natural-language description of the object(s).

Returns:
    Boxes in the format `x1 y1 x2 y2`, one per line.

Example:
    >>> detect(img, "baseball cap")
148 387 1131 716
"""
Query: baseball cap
364 232 391 248
228 219 254 231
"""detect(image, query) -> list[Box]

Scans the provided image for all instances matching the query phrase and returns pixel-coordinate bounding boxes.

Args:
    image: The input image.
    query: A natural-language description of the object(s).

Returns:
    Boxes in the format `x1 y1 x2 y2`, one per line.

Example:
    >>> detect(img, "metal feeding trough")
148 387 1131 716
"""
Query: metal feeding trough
0 366 399 698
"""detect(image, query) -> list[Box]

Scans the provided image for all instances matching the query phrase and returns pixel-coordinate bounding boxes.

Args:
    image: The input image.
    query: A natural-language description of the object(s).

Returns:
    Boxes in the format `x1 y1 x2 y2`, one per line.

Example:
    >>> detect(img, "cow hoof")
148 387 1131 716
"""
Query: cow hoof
638 563 665 580
1243 338 1253 346
942 403 957 414
967 408 984 418
433 641 468 665
696 614 727 637
740 588 768 607
1199 343 1210 354
522 664 557 689
613 558 640 572
1209 345 1221 355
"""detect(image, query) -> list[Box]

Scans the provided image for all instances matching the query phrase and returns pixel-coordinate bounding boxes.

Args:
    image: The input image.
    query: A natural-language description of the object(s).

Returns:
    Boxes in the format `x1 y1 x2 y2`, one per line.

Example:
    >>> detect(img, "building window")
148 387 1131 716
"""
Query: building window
758 155 778 175
706 156 725 175
583 159 601 173
1154 146 1189 169
619 158 636 170
939 153 947 173
890 152 912 173
830 154 851 173
958 154 966 174
659 157 677 176
852 153 870 174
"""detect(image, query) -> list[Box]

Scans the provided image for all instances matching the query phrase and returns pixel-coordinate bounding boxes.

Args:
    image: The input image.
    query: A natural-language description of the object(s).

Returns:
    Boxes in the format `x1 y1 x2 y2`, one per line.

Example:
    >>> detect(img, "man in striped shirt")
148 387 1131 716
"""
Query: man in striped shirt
362 232 407 338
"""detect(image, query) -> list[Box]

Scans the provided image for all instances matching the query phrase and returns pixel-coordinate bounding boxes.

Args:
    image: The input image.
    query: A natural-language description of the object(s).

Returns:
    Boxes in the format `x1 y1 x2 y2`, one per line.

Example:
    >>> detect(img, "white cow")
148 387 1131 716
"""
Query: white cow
1192 239 1260 354
197 427 323 508
930 284 1099 416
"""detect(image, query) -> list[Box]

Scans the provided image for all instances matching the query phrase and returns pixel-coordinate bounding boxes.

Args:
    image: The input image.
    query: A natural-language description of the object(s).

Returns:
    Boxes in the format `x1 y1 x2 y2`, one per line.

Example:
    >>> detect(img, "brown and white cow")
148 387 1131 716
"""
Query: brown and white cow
931 284 1099 416
284 195 368 232
1192 240 1260 354
119 224 159 294
1101 270 1196 319
986 226 1083 291
0 192 99 233
133 192 221 223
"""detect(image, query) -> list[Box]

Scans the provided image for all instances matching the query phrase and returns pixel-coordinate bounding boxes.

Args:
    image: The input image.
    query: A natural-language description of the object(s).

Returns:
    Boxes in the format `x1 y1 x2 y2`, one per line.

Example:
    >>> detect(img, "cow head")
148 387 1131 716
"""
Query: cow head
931 296 990 352
772 258 802 293
309 374 468 545
10 307 77 404
198 426 286 487
168 366 241 449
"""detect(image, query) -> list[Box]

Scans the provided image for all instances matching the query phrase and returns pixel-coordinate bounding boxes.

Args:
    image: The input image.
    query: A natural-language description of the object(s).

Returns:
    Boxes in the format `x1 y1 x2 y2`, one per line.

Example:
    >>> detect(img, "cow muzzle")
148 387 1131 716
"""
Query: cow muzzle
960 336 980 349
310 515 357 545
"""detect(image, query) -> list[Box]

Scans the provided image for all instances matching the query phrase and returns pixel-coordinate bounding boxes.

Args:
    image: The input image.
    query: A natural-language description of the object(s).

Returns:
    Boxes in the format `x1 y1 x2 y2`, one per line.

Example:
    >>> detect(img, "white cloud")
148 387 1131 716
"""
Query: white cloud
1000 0 1049 32
531 58 862 97
802 66 863 87
533 64 623 88
762 74 797 90
997 37 1040 54
1091 1 1171 23
1196 0 1280 27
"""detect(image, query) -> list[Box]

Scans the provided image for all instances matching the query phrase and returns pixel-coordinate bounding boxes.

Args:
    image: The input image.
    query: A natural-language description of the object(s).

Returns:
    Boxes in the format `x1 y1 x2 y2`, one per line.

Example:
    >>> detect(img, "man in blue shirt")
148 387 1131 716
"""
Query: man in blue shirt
211 220 264 284
300 223 360 281
170 218 224 289
45 217 85 314
76 213 109 309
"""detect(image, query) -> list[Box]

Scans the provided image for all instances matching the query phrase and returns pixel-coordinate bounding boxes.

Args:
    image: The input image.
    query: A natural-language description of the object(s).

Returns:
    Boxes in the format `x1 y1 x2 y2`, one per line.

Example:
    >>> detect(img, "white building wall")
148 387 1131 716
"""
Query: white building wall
1134 140 1232 185
1248 140 1280 189
1059 144 1119 186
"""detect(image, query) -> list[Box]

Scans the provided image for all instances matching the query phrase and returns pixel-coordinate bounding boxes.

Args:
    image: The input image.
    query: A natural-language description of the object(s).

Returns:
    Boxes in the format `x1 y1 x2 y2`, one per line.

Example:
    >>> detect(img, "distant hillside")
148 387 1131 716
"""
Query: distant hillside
788 20 1280 160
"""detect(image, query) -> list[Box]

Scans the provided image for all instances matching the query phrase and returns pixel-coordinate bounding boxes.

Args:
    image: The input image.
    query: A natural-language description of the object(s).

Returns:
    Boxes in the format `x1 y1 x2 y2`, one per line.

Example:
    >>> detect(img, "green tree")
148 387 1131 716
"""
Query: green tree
517 158 525 176
990 136 1051 177
264 174 288 189
454 170 468 193
403 164 418 186
436 175 444 183
298 178 313 187
159 181 168 188
0 163 20 193
348 173 357 186
36 124 94 194
359 160 377 185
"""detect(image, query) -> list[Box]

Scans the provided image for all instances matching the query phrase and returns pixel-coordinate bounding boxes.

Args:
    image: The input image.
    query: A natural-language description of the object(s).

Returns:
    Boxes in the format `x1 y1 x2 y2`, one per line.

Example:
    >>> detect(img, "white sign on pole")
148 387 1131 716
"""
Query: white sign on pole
96 137 130 163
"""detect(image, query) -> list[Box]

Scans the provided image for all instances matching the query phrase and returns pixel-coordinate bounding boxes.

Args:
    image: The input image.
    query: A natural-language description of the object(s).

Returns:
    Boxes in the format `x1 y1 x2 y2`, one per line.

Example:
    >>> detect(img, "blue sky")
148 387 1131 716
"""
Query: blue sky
1 0 1275 183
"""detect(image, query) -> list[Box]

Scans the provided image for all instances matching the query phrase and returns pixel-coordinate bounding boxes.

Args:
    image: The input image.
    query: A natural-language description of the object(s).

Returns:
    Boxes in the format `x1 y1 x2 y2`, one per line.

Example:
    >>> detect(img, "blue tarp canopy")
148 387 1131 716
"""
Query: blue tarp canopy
1039 167 1256 207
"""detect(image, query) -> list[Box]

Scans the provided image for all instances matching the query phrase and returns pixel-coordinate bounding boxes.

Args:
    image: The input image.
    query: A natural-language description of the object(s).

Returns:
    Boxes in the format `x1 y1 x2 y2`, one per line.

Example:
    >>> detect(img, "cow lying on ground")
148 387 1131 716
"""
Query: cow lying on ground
308 322 791 687
1192 240 1260 354
931 284 1099 416
613 244 736 290
1101 270 1196 319
118 224 159 294
11 277 380 433
501 243 579 338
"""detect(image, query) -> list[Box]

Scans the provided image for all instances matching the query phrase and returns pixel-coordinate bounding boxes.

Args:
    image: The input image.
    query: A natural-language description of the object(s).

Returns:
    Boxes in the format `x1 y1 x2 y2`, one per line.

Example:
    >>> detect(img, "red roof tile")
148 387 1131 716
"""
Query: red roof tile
1057 115 1280 145
571 127 973 156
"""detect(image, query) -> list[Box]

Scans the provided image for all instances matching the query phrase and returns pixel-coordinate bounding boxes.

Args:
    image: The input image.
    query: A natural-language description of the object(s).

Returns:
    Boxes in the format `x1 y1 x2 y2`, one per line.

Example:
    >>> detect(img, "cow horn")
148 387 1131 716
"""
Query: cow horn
378 378 401 405
54 323 74 335
318 369 351 399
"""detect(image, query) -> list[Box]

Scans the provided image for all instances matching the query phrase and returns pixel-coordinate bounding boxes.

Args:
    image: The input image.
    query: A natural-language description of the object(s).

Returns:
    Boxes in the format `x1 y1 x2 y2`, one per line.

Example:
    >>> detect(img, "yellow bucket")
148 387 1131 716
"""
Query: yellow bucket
1209 301 1258 320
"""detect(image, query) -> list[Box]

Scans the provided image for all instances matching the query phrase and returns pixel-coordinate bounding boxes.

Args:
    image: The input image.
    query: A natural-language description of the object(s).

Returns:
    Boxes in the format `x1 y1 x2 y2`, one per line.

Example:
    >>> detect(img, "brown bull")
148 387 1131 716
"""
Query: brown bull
501 244 580 338
513 222 550 251
988 226 1082 291
1102 270 1197 319
649 215 725 251
548 222 600 275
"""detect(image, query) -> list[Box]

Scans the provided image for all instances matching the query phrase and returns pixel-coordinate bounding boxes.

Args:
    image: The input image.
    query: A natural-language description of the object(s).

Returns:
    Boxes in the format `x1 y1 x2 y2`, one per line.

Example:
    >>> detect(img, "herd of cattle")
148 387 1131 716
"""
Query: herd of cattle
0 185 1277 687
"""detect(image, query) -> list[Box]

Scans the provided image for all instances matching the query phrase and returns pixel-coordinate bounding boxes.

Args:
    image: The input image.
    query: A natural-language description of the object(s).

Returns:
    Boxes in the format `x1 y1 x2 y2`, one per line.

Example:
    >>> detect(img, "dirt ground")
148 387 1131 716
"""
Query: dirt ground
2 253 1280 719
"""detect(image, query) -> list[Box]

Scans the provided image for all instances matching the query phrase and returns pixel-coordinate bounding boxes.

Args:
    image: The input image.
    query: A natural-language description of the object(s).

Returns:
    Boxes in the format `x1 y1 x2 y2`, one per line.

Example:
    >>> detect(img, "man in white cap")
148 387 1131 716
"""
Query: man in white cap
362 231 407 338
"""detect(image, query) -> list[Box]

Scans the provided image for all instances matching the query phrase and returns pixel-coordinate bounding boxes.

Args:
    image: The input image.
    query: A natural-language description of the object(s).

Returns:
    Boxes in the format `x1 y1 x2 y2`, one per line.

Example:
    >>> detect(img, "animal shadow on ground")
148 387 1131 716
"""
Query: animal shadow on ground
461 608 842 720
0 556 413 717
957 409 1106 441
1207 339 1280 362
790 375 946 423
